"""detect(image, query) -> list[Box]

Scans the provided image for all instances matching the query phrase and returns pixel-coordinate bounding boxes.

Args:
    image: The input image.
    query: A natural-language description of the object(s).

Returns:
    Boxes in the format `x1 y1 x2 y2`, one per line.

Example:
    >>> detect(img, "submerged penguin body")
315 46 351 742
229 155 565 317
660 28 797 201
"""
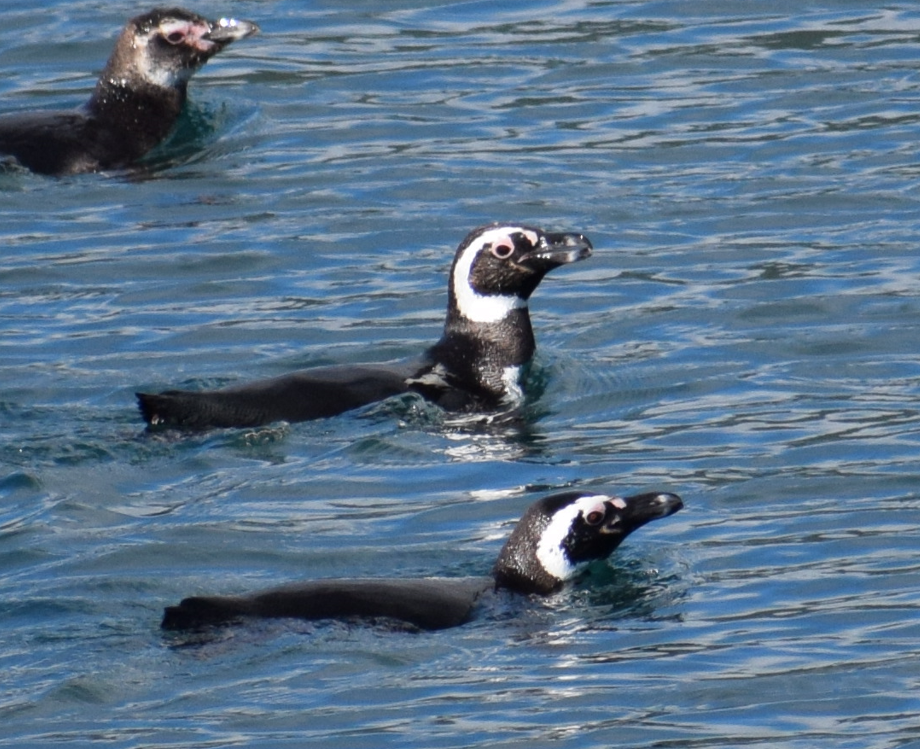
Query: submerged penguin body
138 363 415 429
162 577 494 631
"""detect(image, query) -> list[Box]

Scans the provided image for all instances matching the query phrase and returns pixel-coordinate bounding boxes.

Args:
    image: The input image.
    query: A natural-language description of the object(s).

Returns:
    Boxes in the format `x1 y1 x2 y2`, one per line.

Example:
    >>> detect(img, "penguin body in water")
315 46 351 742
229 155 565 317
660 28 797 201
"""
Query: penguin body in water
138 224 592 430
162 490 683 631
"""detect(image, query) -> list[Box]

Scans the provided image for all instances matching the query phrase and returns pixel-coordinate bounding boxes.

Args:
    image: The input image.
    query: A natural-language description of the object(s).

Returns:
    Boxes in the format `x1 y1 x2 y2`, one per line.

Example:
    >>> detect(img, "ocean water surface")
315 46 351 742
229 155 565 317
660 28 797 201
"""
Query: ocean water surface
2 0 920 747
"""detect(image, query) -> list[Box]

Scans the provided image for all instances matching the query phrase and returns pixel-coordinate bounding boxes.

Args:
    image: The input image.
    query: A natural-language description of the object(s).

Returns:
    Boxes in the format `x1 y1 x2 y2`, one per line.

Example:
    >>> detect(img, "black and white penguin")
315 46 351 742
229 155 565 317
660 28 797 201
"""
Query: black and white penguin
137 223 593 430
161 490 683 631
0 7 258 175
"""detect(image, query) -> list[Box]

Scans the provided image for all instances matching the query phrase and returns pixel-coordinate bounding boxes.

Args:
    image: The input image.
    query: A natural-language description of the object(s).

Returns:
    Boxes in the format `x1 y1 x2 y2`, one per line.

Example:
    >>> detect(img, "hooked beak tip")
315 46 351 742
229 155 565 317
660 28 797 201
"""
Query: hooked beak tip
206 17 260 44
655 493 684 516
528 232 593 266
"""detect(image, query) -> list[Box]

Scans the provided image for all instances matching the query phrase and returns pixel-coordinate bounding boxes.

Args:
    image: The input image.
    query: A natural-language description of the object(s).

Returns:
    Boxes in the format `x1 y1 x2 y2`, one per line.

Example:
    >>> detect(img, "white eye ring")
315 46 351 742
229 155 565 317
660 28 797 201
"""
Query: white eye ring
164 31 186 44
490 240 514 259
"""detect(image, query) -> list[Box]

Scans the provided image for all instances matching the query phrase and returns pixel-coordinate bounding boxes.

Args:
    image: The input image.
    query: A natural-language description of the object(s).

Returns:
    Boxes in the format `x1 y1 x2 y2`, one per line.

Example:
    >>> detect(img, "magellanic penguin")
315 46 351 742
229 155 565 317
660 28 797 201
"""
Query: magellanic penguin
161 490 683 631
137 223 593 430
0 7 258 175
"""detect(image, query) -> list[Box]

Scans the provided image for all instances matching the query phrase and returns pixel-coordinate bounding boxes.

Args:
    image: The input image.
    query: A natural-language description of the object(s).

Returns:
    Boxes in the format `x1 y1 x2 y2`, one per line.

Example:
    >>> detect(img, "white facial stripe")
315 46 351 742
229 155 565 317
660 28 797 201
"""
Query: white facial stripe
131 20 209 89
133 34 187 88
452 226 536 324
535 494 612 582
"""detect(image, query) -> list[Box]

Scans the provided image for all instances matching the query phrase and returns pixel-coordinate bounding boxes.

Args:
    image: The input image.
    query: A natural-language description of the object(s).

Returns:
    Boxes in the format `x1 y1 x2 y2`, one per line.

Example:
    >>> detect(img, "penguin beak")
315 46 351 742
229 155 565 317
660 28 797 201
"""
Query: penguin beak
205 17 260 45
520 232 593 271
603 492 683 535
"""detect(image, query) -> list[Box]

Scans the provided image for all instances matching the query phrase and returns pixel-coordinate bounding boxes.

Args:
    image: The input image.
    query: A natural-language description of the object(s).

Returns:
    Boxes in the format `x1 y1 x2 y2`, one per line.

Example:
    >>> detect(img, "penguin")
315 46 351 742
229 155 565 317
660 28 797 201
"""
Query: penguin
0 7 258 176
136 223 593 430
161 490 683 631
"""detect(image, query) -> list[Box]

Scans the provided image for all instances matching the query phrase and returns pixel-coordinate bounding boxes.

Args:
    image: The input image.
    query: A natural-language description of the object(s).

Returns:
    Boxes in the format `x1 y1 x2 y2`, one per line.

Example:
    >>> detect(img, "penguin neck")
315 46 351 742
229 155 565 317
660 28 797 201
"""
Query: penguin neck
491 561 562 595
491 518 564 595
429 305 537 401
86 71 186 158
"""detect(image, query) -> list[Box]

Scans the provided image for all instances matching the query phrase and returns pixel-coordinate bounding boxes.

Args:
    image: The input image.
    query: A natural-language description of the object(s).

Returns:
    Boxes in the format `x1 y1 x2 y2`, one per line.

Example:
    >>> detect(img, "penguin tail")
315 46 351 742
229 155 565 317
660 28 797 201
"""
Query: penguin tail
137 391 222 430
161 595 253 630
136 391 176 428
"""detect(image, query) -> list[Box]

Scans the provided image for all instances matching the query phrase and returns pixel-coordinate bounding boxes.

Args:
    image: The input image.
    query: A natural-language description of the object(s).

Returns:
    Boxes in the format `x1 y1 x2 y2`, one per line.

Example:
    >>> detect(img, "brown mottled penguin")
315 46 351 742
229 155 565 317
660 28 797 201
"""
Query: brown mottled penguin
0 7 258 175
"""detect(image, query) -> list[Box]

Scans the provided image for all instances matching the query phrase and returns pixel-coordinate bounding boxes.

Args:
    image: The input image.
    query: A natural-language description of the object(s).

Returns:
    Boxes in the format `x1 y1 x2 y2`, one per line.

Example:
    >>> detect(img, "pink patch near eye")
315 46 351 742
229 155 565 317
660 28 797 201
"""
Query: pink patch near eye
584 503 607 525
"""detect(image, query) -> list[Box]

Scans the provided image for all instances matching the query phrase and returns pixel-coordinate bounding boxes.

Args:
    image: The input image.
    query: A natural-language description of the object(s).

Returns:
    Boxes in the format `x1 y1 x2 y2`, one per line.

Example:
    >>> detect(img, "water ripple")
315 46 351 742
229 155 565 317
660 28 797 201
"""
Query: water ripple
2 1 920 747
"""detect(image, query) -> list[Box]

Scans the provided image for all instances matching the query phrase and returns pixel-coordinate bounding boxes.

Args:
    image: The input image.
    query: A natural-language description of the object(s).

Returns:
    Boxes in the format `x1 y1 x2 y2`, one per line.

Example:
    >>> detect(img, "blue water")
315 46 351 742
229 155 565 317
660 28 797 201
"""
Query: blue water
3 1 920 746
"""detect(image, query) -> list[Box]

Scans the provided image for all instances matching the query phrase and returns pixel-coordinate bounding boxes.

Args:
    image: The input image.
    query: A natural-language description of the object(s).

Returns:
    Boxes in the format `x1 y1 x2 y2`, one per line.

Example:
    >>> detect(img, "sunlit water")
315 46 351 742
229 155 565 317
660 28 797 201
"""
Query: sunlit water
2 1 920 747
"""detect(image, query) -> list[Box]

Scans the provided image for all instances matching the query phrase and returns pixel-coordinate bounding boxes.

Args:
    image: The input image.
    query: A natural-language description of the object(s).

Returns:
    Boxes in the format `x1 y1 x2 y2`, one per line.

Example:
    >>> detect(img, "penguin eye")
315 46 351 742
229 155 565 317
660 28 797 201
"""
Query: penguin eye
164 31 186 44
489 240 515 260
583 504 607 526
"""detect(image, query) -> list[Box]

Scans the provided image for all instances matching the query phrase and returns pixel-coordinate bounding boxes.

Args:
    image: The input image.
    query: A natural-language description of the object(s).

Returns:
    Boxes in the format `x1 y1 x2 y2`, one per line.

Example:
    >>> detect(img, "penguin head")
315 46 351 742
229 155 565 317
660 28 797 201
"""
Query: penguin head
107 8 258 92
492 491 683 595
447 224 592 325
